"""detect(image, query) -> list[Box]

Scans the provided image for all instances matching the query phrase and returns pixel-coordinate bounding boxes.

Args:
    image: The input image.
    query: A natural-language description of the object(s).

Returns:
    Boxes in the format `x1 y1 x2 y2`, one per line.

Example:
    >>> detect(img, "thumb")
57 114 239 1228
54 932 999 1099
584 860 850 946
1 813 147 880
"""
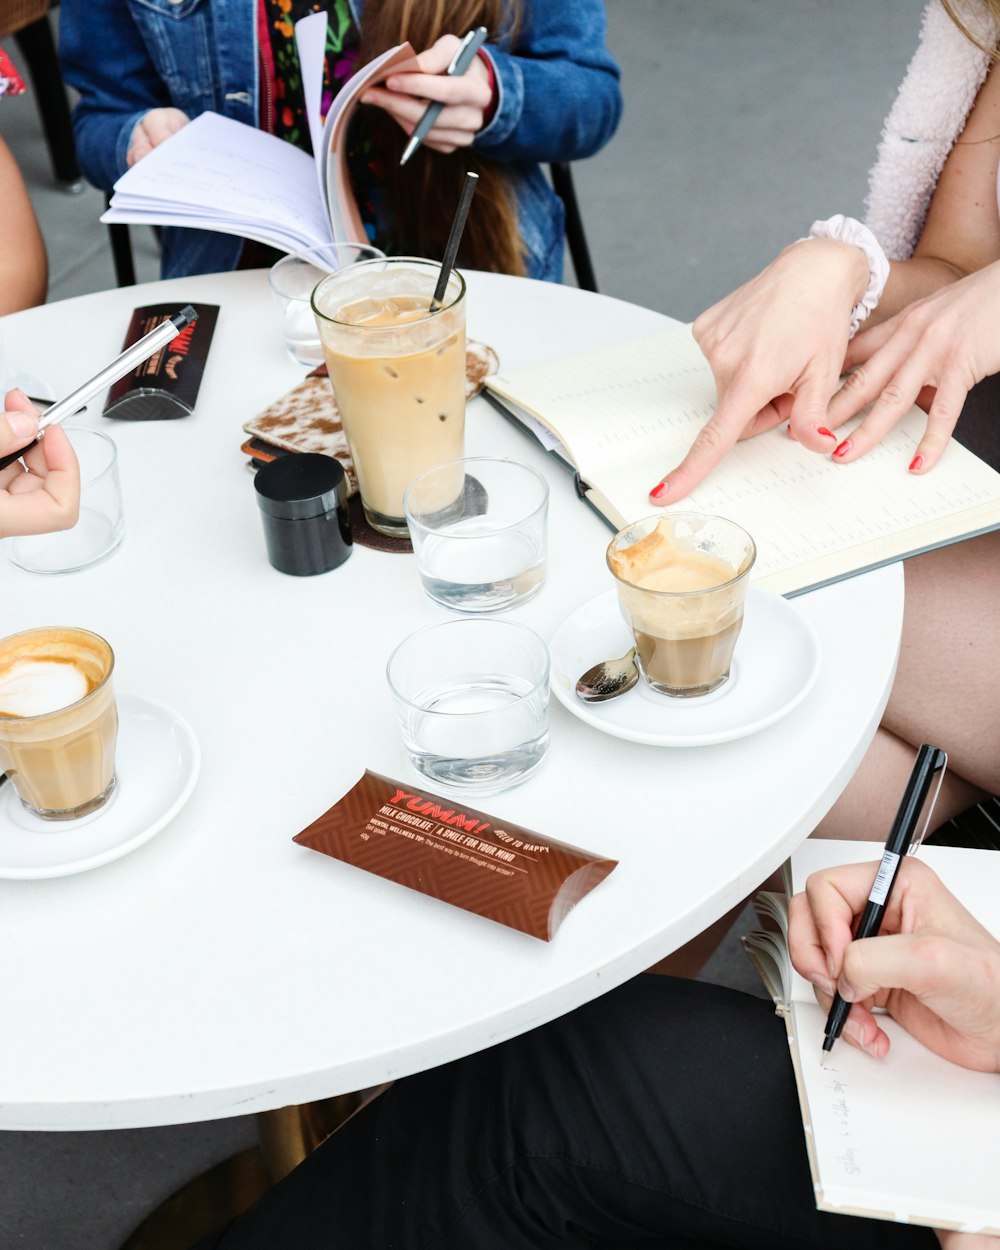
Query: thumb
787 375 841 450
1 391 41 449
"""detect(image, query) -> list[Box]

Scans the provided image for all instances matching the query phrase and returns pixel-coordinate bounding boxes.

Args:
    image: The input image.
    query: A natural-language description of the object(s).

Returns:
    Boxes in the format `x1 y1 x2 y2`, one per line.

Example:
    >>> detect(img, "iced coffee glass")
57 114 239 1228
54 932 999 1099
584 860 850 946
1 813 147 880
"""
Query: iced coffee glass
312 257 467 537
0 626 118 819
607 513 756 698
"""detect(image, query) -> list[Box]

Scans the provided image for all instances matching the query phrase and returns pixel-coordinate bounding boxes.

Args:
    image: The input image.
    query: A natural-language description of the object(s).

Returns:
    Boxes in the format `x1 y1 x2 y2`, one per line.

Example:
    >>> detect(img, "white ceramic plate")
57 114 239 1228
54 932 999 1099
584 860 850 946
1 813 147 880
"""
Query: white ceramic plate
5 368 55 404
0 693 200 879
548 587 821 747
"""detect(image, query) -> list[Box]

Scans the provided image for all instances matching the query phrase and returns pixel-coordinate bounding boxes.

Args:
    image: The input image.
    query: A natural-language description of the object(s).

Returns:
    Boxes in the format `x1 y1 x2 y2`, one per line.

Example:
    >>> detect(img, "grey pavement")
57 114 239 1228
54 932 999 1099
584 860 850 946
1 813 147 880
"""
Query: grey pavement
0 2 925 1247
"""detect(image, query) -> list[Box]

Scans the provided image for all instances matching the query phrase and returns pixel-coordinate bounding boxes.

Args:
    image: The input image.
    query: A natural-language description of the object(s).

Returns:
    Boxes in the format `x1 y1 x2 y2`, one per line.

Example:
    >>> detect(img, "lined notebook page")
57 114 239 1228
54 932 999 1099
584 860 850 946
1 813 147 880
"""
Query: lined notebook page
485 326 1000 595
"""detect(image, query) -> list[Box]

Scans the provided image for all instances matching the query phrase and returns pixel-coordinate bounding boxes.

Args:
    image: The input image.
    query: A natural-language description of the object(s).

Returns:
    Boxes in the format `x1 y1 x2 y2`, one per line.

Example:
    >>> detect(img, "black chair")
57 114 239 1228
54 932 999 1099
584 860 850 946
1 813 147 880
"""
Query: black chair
551 161 598 292
3 0 82 189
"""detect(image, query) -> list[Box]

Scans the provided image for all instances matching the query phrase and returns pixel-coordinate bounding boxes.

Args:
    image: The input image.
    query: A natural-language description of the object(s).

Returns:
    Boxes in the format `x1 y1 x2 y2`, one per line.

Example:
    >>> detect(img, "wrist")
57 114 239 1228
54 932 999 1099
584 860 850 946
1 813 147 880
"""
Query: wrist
806 215 890 337
476 48 498 127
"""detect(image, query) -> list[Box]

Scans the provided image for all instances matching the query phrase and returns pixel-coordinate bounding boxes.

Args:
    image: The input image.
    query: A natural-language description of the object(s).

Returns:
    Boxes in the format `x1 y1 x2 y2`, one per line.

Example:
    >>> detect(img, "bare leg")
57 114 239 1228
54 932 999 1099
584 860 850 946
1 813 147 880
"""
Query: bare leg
816 532 1000 841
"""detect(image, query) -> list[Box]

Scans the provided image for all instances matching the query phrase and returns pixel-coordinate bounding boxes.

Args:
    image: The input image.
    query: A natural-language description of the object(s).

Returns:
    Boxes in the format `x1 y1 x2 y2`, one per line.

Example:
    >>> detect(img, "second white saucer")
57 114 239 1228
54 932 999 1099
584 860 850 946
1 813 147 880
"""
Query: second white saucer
548 587 821 747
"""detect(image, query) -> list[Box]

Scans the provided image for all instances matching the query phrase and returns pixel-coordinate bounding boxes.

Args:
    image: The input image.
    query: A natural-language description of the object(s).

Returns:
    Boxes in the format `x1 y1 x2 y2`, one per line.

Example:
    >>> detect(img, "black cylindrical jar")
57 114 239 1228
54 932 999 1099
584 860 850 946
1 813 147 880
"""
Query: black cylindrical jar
254 454 352 576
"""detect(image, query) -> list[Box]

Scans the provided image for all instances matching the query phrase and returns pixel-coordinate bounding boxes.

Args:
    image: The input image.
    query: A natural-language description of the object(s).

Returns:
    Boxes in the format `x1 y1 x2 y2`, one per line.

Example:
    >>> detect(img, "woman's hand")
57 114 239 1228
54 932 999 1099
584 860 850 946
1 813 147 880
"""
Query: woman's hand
361 36 494 154
647 239 868 505
789 857 1000 1073
825 260 1000 472
0 391 80 537
126 107 190 166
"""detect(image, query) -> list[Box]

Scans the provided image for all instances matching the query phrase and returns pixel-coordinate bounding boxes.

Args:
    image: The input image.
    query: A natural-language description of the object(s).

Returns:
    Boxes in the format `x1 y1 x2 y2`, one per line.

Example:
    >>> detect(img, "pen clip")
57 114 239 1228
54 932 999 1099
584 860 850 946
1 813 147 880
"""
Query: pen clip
908 746 948 852
446 26 487 74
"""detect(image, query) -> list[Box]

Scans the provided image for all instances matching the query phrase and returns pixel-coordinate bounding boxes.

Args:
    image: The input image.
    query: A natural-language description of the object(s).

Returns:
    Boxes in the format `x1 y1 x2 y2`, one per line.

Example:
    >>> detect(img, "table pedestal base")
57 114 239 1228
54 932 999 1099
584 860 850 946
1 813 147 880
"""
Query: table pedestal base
120 1094 364 1250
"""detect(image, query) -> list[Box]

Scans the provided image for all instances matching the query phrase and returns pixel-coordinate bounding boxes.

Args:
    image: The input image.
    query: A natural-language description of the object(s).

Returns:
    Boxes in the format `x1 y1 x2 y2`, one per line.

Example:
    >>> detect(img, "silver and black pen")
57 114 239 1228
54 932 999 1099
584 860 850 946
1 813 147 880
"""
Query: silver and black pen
400 27 489 166
0 306 199 472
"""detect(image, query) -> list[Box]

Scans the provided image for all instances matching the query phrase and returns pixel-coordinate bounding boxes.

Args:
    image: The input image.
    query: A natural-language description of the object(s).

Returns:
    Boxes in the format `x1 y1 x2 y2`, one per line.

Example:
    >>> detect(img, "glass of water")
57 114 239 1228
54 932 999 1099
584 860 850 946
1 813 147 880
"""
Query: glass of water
268 242 384 366
403 457 549 612
386 618 550 795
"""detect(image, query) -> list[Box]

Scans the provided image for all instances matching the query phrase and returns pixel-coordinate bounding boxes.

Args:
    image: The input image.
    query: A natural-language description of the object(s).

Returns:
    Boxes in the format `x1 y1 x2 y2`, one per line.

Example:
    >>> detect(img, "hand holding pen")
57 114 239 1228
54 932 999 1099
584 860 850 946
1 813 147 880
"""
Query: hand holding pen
788 852 1000 1071
359 29 492 164
0 392 79 538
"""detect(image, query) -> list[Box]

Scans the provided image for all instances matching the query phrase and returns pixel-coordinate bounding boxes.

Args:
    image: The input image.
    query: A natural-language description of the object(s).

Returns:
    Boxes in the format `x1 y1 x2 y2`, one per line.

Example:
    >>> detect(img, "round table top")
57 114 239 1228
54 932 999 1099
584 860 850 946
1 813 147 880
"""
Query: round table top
0 270 901 1129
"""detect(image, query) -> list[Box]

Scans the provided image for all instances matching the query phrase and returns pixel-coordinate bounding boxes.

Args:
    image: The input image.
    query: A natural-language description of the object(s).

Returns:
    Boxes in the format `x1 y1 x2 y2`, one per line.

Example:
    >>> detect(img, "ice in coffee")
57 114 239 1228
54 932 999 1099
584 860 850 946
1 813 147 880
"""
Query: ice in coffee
0 627 118 819
312 257 467 537
607 514 756 697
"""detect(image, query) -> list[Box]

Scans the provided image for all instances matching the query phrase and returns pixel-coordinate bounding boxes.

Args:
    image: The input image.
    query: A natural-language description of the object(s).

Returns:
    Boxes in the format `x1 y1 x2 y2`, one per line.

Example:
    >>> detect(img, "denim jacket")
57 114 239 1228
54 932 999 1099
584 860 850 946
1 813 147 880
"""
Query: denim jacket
60 0 622 280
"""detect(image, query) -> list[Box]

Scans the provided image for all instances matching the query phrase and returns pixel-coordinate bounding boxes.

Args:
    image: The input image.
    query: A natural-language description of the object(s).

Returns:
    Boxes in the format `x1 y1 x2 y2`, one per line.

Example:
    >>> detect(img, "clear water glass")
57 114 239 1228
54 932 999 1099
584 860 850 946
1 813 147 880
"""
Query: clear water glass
386 618 550 795
404 457 549 612
268 242 384 366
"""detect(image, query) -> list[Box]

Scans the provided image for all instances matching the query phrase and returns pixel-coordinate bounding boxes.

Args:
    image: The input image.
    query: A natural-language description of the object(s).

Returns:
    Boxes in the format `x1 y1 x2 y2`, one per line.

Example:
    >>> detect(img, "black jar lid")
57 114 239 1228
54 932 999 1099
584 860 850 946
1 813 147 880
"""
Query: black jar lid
254 454 346 520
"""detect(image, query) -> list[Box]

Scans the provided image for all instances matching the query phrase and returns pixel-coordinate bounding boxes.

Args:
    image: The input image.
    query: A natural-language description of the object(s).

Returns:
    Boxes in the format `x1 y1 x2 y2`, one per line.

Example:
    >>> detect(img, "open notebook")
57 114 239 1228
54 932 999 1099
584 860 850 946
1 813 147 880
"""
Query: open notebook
744 839 1000 1235
102 13 417 254
483 325 1000 596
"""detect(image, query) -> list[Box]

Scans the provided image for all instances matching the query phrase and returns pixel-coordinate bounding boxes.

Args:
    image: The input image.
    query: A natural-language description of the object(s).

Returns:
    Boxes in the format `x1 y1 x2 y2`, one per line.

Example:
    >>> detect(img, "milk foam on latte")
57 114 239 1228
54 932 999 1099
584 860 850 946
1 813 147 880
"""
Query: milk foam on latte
0 659 89 718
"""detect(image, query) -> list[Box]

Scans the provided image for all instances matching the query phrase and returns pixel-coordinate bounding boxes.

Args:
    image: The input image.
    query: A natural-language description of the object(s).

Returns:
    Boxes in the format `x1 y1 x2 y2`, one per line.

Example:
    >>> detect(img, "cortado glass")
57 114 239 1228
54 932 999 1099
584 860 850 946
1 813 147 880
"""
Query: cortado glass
0 626 118 819
404 457 549 612
312 256 467 537
386 618 550 795
607 513 756 698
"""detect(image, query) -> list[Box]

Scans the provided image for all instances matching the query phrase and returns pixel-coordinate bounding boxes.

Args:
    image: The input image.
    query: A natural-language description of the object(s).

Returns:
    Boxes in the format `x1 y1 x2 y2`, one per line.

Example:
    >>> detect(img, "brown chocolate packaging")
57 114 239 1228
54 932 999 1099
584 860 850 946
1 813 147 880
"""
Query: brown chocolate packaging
104 303 219 420
294 770 618 940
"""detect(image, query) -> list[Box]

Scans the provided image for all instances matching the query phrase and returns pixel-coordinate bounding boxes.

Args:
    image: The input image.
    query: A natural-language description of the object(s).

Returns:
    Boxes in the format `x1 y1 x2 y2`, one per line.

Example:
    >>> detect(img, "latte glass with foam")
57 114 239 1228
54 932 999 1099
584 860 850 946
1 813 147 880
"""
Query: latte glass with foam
607 514 756 698
0 627 118 820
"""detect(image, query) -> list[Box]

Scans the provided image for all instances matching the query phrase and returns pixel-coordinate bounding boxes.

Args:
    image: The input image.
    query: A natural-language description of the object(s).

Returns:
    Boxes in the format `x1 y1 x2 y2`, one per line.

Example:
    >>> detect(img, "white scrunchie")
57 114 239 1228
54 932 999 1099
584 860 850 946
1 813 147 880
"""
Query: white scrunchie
807 214 891 337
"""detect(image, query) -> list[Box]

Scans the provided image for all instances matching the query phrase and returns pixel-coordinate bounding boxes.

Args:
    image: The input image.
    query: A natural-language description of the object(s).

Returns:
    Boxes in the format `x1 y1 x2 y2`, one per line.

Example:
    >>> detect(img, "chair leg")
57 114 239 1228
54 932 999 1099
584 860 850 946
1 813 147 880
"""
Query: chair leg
106 216 137 288
14 14 83 190
550 162 598 293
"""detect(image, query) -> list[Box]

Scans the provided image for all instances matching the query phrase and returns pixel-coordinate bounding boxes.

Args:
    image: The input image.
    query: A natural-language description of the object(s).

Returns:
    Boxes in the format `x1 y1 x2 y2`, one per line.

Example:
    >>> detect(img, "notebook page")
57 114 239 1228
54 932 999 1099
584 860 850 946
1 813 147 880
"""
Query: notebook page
105 113 333 250
791 999 1000 1231
295 11 329 185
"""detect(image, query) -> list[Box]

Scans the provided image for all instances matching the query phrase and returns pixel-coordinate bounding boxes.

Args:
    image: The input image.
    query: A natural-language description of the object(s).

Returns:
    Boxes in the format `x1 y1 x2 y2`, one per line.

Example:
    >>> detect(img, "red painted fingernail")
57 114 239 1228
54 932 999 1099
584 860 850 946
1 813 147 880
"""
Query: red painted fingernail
833 439 851 458
816 427 837 440
909 454 924 472
649 481 669 502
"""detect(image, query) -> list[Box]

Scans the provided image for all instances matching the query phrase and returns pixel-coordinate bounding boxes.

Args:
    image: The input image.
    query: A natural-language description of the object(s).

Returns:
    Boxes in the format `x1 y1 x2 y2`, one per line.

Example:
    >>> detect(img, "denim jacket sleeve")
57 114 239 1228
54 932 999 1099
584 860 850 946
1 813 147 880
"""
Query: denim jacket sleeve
473 0 622 164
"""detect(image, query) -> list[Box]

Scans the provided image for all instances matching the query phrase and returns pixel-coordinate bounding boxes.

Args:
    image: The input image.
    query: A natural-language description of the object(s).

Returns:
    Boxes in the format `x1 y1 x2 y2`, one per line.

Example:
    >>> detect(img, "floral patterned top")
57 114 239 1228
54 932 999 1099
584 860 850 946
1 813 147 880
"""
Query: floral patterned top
258 0 380 241
0 48 27 99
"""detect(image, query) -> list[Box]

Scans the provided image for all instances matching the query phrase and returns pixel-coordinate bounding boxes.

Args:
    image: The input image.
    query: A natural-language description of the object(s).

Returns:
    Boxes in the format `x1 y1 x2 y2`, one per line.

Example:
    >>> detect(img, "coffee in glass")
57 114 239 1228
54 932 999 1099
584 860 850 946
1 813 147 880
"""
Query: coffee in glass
0 626 118 819
607 514 756 697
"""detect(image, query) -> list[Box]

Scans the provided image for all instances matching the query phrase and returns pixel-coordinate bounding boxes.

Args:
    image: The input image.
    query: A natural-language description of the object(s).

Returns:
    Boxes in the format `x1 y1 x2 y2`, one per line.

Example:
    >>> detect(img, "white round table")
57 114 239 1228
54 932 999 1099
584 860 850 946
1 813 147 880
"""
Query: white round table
0 270 902 1130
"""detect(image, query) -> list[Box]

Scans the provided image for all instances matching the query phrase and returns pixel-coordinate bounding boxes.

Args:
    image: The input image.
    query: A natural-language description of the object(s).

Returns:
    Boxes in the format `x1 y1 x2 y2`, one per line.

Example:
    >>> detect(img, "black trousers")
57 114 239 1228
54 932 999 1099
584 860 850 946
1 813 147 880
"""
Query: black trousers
199 977 935 1249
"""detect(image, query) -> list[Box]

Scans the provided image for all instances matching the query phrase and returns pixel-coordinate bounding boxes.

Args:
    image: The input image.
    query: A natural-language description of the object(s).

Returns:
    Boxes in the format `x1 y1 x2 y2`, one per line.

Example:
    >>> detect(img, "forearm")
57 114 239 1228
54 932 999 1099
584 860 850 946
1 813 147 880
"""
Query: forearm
0 138 47 313
872 256 968 325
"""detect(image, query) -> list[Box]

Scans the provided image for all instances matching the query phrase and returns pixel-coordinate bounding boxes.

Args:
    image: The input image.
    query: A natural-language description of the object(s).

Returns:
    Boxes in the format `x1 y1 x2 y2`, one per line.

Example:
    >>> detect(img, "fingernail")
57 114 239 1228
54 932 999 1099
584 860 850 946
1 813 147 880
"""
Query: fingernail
833 439 851 458
909 454 924 472
6 411 39 440
837 975 856 1002
816 427 837 440
649 481 669 502
843 1017 865 1044
810 972 835 997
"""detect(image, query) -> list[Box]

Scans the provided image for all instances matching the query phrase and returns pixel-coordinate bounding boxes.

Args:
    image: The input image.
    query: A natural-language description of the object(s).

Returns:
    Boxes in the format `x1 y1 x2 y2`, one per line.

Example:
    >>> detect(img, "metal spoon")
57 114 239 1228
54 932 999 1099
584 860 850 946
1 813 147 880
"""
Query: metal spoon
575 647 638 702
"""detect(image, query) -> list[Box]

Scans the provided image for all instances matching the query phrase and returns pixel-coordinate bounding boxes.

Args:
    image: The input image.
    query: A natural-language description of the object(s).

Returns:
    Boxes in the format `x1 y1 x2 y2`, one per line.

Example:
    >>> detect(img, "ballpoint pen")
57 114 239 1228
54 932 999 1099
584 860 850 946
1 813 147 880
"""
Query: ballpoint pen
0 306 199 472
400 26 489 166
821 742 948 1054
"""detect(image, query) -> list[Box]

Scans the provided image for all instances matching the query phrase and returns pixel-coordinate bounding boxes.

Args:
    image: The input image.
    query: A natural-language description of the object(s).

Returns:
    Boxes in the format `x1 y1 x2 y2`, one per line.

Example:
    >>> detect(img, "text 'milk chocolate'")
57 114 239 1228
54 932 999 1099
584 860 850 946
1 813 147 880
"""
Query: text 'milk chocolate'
294 770 618 941
104 302 219 420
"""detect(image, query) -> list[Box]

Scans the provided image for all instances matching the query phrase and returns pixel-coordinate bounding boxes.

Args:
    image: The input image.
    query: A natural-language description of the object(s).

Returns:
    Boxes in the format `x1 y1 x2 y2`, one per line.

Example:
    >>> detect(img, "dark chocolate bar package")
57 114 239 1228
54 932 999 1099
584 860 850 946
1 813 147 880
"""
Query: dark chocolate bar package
104 303 219 420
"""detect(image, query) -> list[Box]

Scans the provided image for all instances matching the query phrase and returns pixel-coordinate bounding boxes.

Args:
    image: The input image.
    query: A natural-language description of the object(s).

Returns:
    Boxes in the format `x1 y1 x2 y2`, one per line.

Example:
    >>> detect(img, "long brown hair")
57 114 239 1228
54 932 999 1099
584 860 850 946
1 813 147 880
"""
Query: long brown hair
358 1 526 275
940 0 1000 57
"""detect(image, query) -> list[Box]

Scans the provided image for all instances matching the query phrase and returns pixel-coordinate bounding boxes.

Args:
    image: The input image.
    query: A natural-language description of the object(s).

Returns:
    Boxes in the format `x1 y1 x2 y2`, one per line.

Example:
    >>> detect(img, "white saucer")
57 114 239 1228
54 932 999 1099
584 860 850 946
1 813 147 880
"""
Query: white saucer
0 693 200 879
4 368 55 403
548 588 821 747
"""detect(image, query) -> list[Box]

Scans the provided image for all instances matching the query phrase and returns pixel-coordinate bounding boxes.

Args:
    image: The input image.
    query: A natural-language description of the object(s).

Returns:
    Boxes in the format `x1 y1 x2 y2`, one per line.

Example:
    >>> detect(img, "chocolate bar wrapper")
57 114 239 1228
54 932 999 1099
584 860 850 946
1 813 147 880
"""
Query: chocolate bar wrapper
294 770 617 941
104 303 219 420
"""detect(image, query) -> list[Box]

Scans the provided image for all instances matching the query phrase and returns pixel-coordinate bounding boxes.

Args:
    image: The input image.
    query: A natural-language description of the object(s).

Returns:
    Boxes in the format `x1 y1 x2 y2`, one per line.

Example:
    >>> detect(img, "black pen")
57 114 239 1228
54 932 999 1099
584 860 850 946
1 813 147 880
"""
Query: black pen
0 306 198 472
400 26 489 166
822 743 948 1053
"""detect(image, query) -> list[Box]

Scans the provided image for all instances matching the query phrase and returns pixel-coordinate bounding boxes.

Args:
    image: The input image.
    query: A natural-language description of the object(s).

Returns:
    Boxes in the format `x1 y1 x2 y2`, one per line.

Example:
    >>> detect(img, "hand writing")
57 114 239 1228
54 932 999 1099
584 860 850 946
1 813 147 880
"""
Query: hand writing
126 107 190 166
361 35 493 154
647 239 868 505
0 391 80 537
789 857 1000 1073
825 261 1000 472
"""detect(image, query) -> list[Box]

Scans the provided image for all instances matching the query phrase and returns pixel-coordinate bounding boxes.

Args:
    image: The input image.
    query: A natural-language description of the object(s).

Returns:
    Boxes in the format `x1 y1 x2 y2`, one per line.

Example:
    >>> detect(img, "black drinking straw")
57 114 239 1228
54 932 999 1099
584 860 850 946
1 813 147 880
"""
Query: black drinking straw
430 171 479 311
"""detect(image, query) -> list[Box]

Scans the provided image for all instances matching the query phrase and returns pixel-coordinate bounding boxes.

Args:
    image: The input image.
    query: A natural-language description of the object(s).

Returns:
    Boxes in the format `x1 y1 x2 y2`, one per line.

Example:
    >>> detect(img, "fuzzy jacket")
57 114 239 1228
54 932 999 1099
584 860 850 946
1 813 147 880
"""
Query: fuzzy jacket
865 0 1000 259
